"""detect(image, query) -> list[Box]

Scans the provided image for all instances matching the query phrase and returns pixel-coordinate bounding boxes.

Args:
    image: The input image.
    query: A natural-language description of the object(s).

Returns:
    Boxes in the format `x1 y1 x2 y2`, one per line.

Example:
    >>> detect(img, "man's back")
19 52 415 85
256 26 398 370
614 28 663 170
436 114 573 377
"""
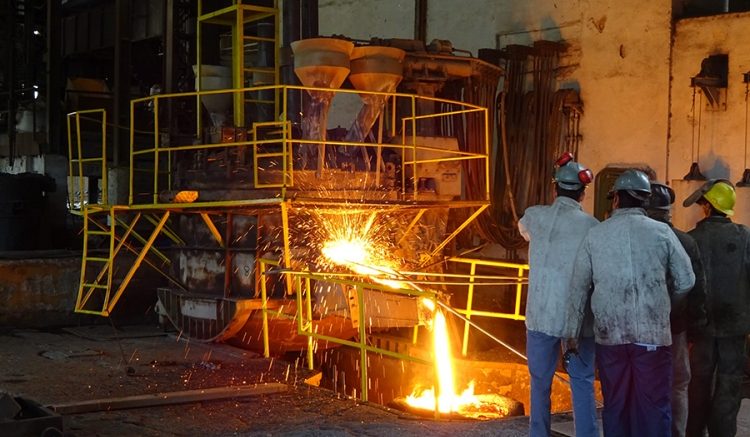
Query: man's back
572 207 694 345
520 196 598 338
689 216 750 336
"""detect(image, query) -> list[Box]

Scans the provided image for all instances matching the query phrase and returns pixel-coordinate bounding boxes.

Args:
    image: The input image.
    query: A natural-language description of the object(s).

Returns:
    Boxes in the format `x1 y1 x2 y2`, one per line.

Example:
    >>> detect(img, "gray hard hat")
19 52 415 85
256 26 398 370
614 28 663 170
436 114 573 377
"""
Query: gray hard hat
555 161 593 190
643 182 675 210
610 169 651 200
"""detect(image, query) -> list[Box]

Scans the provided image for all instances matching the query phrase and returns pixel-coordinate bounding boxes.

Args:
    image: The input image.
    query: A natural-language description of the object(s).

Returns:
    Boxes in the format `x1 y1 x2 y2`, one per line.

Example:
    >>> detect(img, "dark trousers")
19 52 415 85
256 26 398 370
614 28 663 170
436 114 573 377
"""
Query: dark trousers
597 343 672 437
686 335 746 437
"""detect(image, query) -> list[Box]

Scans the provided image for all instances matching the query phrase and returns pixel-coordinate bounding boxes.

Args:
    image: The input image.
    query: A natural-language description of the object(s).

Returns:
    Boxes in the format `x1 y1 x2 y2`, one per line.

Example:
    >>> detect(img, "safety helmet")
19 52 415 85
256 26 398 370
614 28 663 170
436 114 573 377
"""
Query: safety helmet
643 182 675 210
611 169 651 201
553 152 593 190
683 179 736 216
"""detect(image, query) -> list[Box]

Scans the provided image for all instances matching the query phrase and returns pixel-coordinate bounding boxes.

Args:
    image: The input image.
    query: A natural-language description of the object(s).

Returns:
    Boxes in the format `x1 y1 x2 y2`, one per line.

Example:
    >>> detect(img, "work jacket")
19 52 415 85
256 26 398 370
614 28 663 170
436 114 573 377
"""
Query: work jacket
570 208 695 346
689 216 750 337
671 227 708 336
518 196 599 338
649 213 708 335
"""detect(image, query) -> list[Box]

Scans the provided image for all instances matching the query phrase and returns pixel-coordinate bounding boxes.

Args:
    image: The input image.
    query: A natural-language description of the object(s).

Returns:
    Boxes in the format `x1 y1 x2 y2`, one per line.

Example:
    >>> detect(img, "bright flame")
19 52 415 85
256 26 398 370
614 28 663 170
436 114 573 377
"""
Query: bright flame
405 310 479 414
321 235 404 289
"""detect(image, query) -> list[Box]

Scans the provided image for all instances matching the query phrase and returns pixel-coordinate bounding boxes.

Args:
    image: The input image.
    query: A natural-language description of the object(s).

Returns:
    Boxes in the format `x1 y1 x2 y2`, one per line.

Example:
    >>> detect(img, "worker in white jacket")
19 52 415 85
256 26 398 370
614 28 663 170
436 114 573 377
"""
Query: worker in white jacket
519 153 599 437
569 169 695 437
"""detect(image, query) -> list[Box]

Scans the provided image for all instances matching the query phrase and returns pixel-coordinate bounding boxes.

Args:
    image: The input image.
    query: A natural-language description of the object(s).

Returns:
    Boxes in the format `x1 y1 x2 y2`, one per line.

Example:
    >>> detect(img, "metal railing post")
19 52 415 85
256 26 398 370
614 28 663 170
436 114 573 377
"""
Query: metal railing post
461 261 477 357
357 284 368 402
305 275 314 370
261 260 270 358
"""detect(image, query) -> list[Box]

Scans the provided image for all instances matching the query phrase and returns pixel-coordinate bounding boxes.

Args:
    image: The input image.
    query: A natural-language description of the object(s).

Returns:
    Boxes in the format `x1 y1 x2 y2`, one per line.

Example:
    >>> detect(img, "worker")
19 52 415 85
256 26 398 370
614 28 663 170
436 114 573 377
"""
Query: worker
644 182 707 437
518 153 599 437
683 179 749 437
569 169 695 437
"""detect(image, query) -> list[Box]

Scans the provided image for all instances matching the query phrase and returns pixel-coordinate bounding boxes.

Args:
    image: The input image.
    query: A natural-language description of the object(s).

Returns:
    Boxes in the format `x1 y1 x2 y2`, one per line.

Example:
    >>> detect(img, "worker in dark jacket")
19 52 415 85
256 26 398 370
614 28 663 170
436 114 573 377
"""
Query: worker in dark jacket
644 182 707 437
683 179 750 437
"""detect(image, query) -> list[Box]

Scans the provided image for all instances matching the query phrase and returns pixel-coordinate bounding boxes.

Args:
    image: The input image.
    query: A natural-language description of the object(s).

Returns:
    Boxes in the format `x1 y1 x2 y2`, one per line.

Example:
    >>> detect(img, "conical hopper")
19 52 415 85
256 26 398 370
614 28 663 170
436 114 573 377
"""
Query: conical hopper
343 46 405 161
348 46 405 93
291 38 354 90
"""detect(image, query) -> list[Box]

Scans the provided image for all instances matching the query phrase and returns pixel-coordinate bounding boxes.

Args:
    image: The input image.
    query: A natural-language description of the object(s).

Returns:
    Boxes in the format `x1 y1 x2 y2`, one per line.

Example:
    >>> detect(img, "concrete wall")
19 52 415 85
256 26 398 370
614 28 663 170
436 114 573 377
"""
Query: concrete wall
669 13 750 179
318 0 675 212
0 257 81 327
668 12 750 228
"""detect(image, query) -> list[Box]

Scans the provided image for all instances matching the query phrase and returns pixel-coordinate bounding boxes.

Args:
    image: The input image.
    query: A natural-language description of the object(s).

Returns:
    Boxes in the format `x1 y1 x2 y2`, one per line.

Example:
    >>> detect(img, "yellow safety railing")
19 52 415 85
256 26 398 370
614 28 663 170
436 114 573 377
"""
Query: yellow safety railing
128 85 490 207
66 109 108 211
446 257 529 357
400 104 491 202
258 257 438 403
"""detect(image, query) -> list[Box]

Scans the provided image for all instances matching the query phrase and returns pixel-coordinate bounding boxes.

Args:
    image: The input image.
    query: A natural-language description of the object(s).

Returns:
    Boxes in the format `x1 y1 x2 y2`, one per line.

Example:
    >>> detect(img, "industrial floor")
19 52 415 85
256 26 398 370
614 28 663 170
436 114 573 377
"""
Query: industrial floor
2 325 749 437
0 325 538 436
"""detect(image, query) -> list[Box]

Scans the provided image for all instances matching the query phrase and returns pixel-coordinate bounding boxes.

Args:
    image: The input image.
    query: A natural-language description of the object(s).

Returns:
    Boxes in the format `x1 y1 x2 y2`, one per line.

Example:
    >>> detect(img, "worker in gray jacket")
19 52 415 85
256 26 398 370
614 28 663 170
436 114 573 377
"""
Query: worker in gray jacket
518 153 599 437
644 182 707 437
684 179 750 437
569 169 695 437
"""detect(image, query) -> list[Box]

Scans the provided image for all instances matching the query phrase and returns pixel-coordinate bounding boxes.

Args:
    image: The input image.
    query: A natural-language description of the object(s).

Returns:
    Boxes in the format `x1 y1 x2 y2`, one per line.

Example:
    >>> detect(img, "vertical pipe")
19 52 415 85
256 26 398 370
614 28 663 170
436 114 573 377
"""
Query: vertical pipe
114 0 133 167
47 0 62 154
233 6 244 127
414 0 427 42
300 0 318 39
196 1 202 138
281 0 301 122
6 0 16 159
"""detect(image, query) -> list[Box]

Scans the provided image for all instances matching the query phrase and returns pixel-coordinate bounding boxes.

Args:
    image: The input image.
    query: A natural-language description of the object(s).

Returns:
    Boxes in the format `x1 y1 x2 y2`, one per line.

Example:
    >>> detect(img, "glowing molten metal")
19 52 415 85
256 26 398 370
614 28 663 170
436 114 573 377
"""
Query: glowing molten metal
405 309 480 414
320 227 514 418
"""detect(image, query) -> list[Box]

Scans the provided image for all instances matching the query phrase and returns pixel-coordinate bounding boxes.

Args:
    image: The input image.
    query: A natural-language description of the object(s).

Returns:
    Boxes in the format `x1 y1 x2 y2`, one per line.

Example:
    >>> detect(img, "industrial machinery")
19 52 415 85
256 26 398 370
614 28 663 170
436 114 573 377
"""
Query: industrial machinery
66 1 539 414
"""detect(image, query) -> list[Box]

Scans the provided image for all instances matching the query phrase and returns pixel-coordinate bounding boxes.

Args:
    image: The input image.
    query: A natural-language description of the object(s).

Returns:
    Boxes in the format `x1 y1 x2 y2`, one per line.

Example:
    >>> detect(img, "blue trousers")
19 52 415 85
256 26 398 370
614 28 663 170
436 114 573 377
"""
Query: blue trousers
527 330 598 437
597 343 672 437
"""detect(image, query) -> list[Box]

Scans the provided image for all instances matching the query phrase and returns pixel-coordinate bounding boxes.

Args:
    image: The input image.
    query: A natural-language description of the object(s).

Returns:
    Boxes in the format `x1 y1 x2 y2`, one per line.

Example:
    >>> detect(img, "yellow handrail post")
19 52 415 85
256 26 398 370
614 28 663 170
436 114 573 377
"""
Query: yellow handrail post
461 261 477 357
357 284 368 402
295 274 304 333
305 275 314 370
280 200 293 295
101 110 108 205
129 100 135 205
75 114 84 206
153 97 160 204
515 266 524 318
411 95 417 199
260 260 270 358
483 108 491 201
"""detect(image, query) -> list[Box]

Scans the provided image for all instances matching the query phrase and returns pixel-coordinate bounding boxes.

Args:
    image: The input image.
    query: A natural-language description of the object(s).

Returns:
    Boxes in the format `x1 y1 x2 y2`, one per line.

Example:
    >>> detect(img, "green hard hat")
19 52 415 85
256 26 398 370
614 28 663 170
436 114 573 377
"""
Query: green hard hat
683 179 736 216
